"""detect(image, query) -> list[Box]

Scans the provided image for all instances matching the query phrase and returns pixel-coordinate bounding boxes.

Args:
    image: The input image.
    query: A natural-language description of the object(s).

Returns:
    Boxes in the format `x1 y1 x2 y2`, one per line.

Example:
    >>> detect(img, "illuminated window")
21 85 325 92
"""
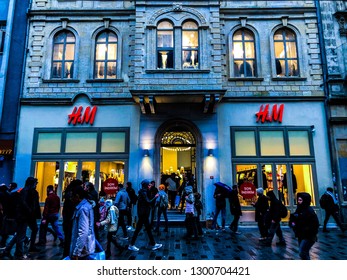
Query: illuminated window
51 31 75 79
232 29 256 77
157 21 174 69
182 21 199 69
274 28 299 77
94 31 118 79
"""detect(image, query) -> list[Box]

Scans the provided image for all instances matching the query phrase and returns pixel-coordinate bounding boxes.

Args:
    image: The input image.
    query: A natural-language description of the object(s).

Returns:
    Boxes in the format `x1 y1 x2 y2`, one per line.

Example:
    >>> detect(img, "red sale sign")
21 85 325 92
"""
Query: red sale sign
103 178 118 195
239 182 256 200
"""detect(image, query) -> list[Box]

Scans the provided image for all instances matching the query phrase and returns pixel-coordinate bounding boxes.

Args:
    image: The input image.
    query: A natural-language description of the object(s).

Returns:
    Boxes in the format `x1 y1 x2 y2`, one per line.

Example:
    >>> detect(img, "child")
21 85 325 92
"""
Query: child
97 199 124 258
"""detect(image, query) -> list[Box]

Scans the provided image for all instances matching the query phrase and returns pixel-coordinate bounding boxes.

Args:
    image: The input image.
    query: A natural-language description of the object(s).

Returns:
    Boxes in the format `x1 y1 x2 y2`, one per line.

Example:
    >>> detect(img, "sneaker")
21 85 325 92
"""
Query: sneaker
151 243 162 251
232 231 241 235
119 236 129 240
128 245 139 252
127 226 134 231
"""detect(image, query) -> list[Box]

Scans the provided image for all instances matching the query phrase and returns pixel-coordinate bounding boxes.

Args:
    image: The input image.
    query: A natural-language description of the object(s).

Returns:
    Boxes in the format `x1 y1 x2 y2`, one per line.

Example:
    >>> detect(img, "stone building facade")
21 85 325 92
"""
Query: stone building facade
14 0 335 225
319 0 347 220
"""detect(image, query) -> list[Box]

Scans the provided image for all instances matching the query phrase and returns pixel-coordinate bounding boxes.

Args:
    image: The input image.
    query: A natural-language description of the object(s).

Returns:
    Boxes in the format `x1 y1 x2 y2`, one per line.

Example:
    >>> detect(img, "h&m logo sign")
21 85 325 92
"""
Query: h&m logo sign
68 106 97 126
255 104 284 123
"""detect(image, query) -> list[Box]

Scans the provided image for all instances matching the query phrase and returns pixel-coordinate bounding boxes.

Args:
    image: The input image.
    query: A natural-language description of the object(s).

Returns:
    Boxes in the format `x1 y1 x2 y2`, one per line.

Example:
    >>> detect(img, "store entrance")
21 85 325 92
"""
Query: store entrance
158 124 198 222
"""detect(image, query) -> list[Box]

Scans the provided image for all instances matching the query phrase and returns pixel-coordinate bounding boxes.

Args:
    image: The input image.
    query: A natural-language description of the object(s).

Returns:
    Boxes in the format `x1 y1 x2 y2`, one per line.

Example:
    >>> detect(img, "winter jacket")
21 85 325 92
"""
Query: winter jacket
100 205 119 232
115 188 130 210
70 199 96 258
291 192 319 242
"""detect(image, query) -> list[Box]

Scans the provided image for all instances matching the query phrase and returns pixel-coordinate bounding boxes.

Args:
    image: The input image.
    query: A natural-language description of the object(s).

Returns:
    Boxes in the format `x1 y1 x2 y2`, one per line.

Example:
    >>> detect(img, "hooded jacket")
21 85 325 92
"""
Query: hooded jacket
292 192 319 241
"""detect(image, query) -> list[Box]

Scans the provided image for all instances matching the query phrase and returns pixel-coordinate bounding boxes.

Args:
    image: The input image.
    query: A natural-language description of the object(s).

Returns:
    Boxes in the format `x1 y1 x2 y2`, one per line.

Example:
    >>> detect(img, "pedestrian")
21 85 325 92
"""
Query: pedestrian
84 181 100 241
165 173 178 209
128 179 162 252
289 192 319 260
211 184 227 230
37 185 64 247
261 190 286 246
148 180 159 228
178 175 189 213
0 183 10 249
184 185 198 239
62 179 83 258
154 184 169 233
251 187 269 240
22 177 41 252
320 187 345 233
194 191 204 237
114 183 130 240
97 199 124 258
228 185 242 234
69 184 96 260
2 180 32 259
126 181 137 230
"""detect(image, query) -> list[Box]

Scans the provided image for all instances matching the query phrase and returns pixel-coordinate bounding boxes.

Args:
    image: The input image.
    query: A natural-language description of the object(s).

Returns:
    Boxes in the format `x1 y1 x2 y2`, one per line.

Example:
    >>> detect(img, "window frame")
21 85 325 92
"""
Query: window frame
51 30 76 79
93 30 118 79
181 20 200 69
231 28 257 78
272 27 300 78
156 20 175 69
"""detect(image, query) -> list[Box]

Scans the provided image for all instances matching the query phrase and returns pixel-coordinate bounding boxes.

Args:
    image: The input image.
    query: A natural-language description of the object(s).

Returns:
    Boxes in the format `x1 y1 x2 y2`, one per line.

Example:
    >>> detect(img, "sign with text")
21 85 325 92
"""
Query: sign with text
102 178 119 195
255 104 284 123
239 182 256 200
68 106 97 125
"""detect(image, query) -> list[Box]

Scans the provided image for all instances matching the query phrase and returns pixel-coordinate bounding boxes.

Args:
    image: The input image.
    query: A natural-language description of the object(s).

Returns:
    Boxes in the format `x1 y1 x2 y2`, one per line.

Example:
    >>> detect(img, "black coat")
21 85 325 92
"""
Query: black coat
254 194 269 222
228 189 242 216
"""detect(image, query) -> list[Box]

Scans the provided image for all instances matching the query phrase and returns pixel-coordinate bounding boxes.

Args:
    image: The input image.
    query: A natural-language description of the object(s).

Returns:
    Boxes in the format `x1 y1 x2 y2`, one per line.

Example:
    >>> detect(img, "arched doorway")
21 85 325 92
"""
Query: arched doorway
154 119 203 221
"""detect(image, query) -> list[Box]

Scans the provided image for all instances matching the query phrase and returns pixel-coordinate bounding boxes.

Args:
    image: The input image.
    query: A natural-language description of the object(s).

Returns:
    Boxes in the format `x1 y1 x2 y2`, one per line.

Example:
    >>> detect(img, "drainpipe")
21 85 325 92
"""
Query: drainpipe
315 1 342 208
0 0 16 125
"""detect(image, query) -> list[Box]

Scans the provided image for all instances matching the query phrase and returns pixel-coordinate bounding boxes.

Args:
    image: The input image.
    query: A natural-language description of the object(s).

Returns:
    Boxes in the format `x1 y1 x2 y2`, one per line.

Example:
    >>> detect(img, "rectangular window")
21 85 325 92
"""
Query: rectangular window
34 161 60 203
337 140 347 201
65 132 97 153
288 130 310 156
101 132 126 153
37 132 61 153
259 130 285 156
234 131 256 156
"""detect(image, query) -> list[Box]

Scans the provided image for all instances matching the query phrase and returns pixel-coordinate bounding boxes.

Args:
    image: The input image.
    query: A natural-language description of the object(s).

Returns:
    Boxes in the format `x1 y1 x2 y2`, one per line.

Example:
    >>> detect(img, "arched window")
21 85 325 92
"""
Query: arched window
274 28 299 77
232 29 256 77
157 21 174 69
182 21 199 69
94 31 118 79
51 31 75 79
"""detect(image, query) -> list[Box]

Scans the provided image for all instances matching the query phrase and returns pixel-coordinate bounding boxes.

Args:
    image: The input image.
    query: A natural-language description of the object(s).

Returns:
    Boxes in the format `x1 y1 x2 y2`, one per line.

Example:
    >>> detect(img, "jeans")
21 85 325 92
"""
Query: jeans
212 207 226 229
155 207 168 231
39 213 64 243
298 238 315 260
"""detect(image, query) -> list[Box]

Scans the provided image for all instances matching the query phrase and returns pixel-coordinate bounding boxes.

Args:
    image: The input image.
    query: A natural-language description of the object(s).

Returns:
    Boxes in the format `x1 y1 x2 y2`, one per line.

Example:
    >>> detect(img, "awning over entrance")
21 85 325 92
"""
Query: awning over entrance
0 139 14 156
131 90 225 114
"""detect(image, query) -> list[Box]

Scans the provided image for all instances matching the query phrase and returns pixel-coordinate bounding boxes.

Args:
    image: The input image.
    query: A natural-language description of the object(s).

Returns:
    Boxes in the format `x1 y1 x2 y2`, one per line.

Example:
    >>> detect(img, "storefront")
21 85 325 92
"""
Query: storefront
13 95 141 203
216 100 332 224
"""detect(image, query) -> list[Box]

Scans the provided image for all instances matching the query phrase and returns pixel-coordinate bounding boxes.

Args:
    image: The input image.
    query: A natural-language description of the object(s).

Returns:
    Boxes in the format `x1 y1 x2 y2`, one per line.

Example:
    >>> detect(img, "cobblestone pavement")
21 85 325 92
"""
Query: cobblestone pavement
1 225 346 260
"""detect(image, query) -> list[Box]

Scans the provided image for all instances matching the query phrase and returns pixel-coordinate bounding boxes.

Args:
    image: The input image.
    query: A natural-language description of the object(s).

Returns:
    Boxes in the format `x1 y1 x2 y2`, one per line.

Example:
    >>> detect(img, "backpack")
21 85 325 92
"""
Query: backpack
280 202 288 218
319 194 329 209
159 193 168 208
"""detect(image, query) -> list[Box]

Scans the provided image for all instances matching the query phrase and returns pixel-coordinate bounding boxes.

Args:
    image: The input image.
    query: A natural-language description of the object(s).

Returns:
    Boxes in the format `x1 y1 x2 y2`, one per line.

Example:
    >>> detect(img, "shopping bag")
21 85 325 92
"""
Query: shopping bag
63 239 106 260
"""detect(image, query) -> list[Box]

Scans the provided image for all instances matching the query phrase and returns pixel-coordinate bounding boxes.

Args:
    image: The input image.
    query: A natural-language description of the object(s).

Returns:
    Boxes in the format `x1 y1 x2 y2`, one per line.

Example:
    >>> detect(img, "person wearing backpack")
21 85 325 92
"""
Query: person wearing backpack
260 190 286 246
97 199 124 258
289 192 319 259
154 184 169 233
320 187 345 233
